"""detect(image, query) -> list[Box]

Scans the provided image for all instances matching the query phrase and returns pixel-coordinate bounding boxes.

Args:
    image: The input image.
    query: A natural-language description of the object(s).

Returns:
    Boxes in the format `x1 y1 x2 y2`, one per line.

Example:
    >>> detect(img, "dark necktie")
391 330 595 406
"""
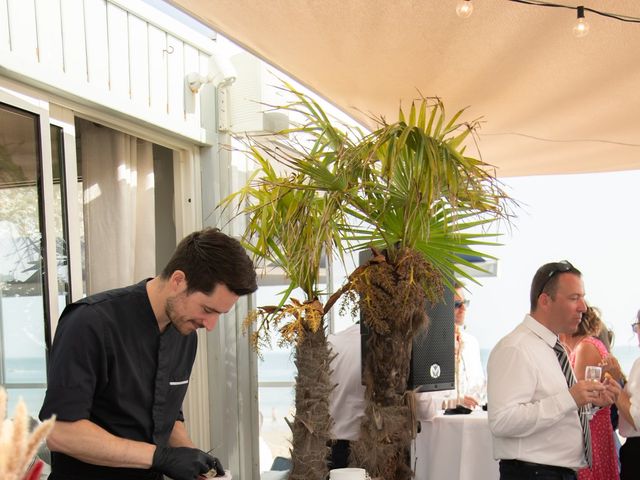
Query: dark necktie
553 340 592 467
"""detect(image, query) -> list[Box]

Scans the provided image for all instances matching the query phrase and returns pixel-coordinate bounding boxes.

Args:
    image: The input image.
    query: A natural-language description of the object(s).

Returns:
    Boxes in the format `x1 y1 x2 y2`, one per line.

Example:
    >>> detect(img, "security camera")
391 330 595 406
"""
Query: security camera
186 51 237 93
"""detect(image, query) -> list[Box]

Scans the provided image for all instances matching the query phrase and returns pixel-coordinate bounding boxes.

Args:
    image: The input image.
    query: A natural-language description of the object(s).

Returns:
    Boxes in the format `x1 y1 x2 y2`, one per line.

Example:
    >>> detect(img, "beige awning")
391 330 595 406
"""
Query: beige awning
169 0 640 177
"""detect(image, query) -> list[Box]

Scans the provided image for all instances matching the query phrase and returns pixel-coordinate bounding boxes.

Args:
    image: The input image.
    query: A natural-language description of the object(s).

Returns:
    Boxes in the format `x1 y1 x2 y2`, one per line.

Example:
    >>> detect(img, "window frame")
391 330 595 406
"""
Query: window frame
0 87 59 346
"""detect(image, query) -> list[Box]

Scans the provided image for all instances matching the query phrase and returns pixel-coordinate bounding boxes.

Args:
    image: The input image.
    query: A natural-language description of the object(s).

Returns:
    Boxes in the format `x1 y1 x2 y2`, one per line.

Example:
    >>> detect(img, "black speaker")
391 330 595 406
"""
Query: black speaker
358 249 455 392
408 287 455 392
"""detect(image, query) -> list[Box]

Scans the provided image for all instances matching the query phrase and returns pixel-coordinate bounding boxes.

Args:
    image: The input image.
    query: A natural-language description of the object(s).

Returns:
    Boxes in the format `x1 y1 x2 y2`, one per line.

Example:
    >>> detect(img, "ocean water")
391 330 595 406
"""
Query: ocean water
258 350 296 383
4 345 636 439
2 356 47 416
260 345 640 386
480 344 639 377
612 345 640 374
257 345 640 431
258 351 296 434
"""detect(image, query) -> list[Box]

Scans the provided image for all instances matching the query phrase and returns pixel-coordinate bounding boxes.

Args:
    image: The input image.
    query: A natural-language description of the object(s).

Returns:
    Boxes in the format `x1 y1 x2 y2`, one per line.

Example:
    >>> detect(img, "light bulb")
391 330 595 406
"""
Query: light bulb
573 6 590 38
456 0 474 19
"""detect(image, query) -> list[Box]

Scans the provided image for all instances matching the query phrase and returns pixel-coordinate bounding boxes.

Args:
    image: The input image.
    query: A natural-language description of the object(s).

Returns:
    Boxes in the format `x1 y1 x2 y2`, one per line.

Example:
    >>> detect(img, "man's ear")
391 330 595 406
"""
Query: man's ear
169 270 187 291
538 292 551 309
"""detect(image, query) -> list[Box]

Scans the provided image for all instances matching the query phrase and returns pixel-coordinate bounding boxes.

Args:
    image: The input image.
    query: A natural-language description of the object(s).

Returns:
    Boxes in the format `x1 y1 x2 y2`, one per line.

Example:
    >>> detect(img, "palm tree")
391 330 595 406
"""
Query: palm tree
221 87 360 480
221 86 511 479
335 102 510 479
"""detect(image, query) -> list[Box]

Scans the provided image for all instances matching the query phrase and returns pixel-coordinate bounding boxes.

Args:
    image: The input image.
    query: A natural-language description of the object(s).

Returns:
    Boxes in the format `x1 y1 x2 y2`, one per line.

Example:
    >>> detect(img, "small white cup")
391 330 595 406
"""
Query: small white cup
329 467 367 480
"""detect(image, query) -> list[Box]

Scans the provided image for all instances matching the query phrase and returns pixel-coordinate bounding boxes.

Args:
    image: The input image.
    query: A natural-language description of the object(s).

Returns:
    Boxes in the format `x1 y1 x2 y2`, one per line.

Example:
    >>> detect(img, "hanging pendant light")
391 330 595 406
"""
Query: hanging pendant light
456 0 474 19
573 6 590 37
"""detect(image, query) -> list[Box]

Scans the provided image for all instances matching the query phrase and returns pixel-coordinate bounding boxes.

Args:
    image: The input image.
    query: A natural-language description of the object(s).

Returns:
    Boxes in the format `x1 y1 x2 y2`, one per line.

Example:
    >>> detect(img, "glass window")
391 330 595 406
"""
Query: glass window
0 104 48 414
257 285 296 466
50 125 72 308
0 102 180 426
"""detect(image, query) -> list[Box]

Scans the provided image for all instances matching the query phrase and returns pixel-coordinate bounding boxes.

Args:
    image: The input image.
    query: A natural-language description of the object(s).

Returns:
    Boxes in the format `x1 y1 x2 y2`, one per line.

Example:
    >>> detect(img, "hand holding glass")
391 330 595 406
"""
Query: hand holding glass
584 365 602 416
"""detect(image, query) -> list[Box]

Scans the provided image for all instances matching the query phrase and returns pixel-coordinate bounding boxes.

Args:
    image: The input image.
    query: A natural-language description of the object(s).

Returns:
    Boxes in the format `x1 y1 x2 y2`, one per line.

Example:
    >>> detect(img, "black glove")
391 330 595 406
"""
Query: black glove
152 446 225 479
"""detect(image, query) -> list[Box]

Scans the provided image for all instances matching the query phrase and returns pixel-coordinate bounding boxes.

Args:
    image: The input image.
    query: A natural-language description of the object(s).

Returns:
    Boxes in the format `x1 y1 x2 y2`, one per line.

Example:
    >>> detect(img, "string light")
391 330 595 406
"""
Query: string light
456 1 640 37
456 0 474 18
573 6 589 38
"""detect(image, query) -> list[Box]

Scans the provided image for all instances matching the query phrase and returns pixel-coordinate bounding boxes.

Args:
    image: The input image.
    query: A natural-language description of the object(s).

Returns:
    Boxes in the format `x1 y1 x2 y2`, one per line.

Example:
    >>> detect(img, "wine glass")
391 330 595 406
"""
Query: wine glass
584 365 602 417
585 365 602 382
467 380 487 409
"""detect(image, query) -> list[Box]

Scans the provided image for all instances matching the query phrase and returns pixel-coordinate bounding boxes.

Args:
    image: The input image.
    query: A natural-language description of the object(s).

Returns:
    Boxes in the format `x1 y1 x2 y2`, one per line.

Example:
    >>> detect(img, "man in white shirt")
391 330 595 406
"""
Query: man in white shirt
454 285 486 408
616 309 640 478
327 324 367 469
487 260 620 479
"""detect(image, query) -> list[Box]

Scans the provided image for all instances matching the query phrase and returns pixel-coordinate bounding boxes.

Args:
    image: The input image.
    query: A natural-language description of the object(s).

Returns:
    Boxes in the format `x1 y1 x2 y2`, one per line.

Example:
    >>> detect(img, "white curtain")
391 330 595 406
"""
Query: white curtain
80 121 156 294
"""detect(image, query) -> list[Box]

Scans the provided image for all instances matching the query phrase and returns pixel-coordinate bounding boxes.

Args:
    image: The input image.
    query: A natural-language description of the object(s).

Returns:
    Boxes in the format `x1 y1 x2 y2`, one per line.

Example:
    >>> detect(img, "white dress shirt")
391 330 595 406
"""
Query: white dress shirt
619 356 640 439
487 314 585 469
328 324 366 441
459 329 486 400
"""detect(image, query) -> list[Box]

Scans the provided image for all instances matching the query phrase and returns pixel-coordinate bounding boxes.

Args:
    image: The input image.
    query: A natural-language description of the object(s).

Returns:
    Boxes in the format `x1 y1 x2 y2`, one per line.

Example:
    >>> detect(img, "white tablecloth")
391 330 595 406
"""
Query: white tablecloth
414 410 499 480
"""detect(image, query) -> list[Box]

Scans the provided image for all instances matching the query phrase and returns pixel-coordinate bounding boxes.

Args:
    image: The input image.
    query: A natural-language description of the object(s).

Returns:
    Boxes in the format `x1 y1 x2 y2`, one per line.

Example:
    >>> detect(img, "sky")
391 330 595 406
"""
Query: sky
460 170 640 348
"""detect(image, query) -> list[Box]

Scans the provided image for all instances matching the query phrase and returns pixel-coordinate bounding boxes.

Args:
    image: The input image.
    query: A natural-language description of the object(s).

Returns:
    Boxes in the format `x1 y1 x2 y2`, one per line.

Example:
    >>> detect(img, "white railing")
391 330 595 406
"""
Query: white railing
0 0 216 142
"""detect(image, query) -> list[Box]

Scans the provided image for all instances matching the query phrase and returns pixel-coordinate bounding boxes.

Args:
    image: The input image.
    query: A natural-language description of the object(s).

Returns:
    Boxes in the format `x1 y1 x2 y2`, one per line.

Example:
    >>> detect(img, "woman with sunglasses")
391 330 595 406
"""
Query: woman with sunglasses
453 284 485 409
615 310 640 479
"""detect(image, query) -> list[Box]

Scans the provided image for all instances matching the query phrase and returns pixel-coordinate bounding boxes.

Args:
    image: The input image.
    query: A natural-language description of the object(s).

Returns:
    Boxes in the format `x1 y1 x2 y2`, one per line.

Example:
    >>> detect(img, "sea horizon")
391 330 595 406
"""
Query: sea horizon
258 344 640 384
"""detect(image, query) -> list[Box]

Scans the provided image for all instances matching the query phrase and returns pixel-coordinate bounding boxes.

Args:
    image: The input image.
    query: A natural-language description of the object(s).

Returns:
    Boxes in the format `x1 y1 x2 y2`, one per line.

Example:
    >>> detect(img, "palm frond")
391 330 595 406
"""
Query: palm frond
221 85 515 337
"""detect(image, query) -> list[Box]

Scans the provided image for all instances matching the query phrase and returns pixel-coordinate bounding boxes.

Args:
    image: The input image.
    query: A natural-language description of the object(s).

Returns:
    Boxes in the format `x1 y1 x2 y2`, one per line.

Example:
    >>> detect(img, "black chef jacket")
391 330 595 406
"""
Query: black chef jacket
39 280 198 480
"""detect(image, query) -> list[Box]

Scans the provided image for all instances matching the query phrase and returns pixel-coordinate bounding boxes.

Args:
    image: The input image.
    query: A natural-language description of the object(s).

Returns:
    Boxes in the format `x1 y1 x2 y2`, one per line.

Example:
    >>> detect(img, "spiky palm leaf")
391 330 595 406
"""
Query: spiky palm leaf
222 97 359 347
247 96 511 292
222 86 512 480
287 98 509 283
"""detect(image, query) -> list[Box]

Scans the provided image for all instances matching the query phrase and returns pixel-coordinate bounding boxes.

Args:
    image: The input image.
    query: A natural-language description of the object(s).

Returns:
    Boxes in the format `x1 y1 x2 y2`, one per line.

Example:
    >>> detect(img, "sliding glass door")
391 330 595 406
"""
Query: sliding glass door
0 103 52 414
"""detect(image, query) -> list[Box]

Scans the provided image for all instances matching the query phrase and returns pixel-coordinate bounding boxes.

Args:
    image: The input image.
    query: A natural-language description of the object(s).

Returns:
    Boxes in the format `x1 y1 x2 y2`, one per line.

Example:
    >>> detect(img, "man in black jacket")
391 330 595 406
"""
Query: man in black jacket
40 228 257 480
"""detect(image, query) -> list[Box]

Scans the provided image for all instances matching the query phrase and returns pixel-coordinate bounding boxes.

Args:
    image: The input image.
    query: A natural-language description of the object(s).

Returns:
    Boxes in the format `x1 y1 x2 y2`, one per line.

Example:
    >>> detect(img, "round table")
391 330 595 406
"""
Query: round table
413 410 499 480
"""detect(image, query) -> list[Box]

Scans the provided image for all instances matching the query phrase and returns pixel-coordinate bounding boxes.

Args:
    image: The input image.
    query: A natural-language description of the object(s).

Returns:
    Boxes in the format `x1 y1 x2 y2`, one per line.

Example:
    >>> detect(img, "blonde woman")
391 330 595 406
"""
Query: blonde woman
560 306 618 480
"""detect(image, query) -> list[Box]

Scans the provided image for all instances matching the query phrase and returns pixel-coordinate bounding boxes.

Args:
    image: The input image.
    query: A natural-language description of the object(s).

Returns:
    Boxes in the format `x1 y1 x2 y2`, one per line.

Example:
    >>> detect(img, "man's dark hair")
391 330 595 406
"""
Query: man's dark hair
530 260 581 312
161 228 257 295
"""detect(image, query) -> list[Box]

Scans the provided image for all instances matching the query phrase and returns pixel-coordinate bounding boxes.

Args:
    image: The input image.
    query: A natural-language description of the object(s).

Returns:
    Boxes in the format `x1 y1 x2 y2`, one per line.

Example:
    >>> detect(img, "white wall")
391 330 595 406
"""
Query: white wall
0 0 214 142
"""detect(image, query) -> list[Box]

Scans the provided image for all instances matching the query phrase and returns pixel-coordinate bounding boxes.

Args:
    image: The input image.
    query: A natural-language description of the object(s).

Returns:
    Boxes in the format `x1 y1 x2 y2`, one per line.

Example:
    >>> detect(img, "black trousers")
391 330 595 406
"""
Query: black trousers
328 439 351 470
620 437 640 480
499 460 577 480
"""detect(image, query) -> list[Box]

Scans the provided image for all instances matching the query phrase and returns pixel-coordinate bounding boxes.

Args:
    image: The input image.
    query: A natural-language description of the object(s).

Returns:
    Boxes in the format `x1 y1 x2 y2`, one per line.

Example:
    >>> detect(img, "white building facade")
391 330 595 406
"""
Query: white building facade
0 0 264 477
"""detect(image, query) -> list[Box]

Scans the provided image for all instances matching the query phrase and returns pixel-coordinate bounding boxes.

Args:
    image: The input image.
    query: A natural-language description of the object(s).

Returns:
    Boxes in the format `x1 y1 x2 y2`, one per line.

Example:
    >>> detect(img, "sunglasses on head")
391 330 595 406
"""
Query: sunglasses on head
534 260 575 300
454 299 470 309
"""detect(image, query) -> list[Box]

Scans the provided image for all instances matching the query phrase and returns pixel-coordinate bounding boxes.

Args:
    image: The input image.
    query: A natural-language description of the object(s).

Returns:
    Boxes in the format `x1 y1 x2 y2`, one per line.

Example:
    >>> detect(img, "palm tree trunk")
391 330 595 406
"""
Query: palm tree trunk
287 325 333 480
351 248 434 480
